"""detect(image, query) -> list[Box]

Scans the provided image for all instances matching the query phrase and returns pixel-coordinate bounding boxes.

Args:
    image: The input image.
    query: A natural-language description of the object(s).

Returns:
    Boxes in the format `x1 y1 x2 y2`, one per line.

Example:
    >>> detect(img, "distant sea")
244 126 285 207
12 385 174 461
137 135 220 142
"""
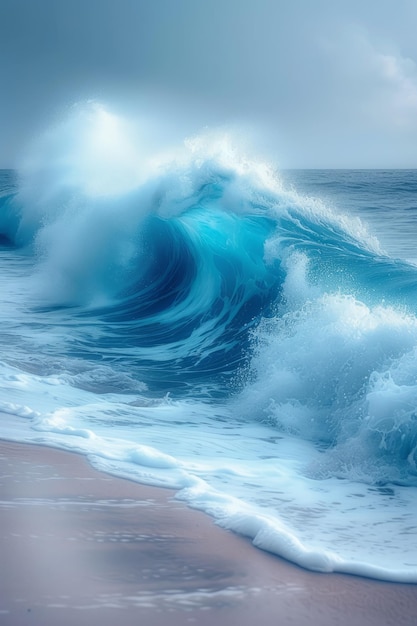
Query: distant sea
1 105 417 582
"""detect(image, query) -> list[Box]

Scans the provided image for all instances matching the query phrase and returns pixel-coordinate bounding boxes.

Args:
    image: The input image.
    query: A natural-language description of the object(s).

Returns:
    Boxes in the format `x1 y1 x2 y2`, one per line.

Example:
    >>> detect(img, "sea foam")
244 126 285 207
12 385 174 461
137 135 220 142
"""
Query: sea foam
1 103 417 581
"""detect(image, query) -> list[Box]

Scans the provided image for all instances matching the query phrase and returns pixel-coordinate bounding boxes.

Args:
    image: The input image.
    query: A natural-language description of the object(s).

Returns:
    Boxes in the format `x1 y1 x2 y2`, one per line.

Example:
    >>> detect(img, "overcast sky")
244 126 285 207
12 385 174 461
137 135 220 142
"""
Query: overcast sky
1 0 417 168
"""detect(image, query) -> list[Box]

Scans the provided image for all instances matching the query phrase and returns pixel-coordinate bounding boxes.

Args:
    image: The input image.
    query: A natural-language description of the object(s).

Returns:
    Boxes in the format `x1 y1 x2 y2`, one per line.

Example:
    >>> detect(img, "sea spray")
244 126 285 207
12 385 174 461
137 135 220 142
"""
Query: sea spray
1 104 417 580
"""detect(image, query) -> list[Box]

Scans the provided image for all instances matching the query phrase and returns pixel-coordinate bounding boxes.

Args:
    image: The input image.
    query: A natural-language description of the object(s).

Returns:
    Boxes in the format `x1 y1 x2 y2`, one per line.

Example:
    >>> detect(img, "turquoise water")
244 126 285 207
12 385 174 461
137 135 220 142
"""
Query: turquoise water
1 104 417 581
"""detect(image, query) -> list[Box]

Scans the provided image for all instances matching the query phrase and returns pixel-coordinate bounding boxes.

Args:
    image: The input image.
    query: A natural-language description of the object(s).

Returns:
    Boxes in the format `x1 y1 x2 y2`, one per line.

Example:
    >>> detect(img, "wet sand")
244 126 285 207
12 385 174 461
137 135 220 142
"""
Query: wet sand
0 440 416 625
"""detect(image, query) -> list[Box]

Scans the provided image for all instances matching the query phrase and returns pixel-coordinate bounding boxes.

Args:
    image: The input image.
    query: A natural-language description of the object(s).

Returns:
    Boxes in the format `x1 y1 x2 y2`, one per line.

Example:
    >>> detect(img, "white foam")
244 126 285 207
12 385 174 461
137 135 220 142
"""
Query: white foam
2 106 417 581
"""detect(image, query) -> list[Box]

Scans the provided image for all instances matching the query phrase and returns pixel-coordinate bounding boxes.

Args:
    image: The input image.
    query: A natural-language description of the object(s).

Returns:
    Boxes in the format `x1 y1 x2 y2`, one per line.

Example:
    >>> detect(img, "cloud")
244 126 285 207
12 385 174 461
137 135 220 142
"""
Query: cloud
1 0 417 167
320 25 417 133
375 51 417 127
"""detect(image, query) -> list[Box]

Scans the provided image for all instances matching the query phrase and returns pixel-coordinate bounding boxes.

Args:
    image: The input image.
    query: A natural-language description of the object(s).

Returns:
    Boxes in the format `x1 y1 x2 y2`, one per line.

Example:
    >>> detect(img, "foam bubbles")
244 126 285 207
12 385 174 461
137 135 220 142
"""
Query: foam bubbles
237 251 417 482
4 108 417 581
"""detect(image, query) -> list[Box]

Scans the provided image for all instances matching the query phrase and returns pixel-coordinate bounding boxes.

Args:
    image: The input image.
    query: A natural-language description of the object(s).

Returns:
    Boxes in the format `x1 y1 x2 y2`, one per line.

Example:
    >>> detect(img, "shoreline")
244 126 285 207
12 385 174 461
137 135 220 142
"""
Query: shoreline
1 439 417 625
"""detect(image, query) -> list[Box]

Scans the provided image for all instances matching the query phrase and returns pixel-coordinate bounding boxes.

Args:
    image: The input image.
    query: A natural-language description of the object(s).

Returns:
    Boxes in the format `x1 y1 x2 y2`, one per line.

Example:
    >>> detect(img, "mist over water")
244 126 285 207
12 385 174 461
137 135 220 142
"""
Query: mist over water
2 103 417 581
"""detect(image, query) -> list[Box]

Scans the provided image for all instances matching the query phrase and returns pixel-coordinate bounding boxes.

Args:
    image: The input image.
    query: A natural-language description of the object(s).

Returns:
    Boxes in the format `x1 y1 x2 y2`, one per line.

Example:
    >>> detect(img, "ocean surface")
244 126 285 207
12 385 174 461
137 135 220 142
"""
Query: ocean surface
2 104 417 582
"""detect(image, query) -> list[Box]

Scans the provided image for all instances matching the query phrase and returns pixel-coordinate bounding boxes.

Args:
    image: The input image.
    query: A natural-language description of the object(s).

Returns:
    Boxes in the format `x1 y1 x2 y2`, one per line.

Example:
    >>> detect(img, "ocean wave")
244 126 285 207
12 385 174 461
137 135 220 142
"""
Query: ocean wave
3 103 417 489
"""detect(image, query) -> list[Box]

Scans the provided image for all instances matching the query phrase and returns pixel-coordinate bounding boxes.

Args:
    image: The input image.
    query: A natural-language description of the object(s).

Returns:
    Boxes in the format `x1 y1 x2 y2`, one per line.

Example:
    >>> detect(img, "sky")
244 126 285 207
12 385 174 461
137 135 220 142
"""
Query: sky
1 0 417 168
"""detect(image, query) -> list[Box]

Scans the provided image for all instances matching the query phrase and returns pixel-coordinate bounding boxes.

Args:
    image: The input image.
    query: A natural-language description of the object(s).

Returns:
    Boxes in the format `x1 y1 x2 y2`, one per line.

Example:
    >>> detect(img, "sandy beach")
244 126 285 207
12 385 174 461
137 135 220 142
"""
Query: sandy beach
0 440 416 626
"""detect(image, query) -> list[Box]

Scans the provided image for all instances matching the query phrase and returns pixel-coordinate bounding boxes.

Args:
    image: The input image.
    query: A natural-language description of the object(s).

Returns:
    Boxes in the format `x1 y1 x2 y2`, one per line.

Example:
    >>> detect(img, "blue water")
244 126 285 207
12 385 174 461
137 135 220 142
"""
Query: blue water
2 103 417 581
